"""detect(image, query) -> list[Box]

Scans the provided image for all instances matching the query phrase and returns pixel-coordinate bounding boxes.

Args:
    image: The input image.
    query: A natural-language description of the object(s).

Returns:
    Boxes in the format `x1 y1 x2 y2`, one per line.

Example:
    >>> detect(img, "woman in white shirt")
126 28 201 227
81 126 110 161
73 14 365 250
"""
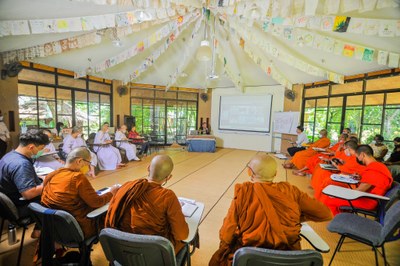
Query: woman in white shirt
287 126 309 156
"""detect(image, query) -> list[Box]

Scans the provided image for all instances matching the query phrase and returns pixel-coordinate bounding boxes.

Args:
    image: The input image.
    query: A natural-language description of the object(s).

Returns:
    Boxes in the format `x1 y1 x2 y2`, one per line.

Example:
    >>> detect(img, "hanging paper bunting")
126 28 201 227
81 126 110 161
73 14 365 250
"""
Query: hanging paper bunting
333 16 351 32
126 13 200 83
0 7 186 37
228 17 344 84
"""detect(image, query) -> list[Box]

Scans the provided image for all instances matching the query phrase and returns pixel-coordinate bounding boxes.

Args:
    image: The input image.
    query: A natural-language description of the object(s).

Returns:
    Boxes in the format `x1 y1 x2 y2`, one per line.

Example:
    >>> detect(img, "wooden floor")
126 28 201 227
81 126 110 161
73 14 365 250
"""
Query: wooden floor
1 148 399 266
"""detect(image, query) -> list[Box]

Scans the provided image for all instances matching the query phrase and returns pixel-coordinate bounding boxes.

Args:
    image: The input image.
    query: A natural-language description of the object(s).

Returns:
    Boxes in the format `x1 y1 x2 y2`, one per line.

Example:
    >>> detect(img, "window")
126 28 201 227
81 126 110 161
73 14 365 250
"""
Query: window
18 65 112 135
302 74 400 145
131 88 198 145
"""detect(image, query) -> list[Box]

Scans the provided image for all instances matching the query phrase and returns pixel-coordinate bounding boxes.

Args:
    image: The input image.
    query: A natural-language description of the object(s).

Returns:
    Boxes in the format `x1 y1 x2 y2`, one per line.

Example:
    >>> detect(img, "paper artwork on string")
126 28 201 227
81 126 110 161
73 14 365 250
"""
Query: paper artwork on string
333 40 344 55
321 16 334 31
321 36 334 53
294 16 308 28
388 53 400 68
262 19 271 32
377 50 389 65
11 20 30 35
364 19 379 35
283 27 293 40
308 16 321 29
271 17 285 25
115 13 130 27
354 46 365 60
333 16 350 32
81 17 95 31
342 44 355 57
379 20 396 37
347 18 365 34
0 21 12 37
362 48 374 62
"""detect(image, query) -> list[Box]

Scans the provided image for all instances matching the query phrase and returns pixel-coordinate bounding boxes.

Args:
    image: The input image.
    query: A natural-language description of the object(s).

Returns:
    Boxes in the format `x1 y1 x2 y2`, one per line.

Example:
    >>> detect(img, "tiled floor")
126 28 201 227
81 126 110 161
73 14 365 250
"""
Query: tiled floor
1 148 399 265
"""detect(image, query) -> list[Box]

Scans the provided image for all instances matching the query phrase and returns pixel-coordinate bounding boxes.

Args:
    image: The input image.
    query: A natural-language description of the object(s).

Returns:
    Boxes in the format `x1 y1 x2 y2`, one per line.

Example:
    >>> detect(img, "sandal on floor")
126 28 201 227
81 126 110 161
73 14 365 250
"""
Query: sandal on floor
282 163 293 169
292 170 307 176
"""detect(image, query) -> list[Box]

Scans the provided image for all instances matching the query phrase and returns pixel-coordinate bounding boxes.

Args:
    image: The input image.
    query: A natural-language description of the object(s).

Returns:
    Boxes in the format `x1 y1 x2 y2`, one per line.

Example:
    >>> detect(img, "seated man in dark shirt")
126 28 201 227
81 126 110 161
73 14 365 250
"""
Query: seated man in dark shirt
0 129 49 216
384 137 400 181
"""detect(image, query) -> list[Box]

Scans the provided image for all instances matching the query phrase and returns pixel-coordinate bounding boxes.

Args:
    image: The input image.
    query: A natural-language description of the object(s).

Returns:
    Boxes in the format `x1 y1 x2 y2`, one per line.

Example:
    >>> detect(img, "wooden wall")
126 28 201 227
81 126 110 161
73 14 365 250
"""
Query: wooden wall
0 61 20 150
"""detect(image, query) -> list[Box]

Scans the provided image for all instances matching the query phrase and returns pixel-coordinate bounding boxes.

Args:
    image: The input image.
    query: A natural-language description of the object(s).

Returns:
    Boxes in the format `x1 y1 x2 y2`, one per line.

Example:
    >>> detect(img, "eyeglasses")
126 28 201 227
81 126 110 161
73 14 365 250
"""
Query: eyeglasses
247 164 256 176
82 158 91 164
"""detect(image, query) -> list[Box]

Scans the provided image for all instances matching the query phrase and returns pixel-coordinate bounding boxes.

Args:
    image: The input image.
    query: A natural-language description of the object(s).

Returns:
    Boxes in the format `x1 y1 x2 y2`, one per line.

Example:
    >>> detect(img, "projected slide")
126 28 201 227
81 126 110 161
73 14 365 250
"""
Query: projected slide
218 95 273 133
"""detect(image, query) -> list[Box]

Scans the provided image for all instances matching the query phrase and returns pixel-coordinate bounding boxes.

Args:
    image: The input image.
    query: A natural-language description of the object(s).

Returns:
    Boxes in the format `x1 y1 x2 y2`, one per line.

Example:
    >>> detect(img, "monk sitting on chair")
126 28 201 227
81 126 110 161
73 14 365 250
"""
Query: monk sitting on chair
283 129 330 170
209 154 332 266
105 155 189 255
311 140 365 201
292 133 348 176
41 147 119 238
321 145 392 215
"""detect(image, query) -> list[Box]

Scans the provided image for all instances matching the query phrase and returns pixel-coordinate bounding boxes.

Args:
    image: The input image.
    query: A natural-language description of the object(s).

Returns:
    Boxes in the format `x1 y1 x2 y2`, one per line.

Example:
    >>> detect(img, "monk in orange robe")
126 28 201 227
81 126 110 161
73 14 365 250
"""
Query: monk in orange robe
41 147 119 238
321 145 392 215
312 140 365 200
105 155 189 254
293 133 349 176
209 154 332 266
284 129 330 170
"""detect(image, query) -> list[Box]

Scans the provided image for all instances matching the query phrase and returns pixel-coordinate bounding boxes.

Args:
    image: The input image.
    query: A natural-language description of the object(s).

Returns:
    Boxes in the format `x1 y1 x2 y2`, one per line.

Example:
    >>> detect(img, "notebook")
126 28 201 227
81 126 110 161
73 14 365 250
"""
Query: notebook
274 153 288 160
319 164 338 171
331 174 359 184
179 197 198 217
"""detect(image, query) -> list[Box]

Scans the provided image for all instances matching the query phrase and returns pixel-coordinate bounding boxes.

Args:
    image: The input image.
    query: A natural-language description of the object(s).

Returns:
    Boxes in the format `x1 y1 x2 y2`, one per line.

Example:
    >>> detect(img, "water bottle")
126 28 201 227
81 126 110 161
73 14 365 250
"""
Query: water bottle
8 224 17 245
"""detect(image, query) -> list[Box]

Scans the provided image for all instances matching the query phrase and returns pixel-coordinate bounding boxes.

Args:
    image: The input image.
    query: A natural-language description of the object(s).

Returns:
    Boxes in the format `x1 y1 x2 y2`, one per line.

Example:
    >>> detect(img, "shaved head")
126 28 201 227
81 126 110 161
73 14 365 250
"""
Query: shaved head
148 155 174 182
66 147 91 163
248 154 277 182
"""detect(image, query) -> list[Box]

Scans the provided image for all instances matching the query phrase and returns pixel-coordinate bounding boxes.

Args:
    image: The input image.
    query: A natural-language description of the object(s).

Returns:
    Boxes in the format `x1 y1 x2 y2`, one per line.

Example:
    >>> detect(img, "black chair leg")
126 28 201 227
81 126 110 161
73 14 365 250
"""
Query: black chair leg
337 234 346 252
0 218 4 243
373 246 379 266
17 226 26 266
329 235 345 266
382 244 387 266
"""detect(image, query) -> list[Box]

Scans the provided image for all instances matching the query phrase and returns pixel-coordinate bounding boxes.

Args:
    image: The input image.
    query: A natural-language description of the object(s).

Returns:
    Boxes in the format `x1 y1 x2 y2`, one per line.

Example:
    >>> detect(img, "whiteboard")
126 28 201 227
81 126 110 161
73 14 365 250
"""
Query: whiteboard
218 95 273 133
273 112 300 135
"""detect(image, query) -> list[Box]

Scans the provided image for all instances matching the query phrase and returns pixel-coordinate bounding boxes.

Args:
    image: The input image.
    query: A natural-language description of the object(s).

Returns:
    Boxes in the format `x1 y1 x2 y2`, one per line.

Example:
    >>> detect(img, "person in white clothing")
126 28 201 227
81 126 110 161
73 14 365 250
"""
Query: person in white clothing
94 122 125 170
114 125 140 161
63 126 97 177
0 112 10 159
34 129 64 170
287 126 309 157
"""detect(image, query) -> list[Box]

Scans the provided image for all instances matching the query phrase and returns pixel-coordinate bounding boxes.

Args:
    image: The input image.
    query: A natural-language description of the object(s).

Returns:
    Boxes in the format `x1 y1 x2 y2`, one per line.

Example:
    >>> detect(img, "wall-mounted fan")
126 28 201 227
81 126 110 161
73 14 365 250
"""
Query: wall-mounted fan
117 85 128 96
200 92 209 102
284 89 296 102
1 62 23 80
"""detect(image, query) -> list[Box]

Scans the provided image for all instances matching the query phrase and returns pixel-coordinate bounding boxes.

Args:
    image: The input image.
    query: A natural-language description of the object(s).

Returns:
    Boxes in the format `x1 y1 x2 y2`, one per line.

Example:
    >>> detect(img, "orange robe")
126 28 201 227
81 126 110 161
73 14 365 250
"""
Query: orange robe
209 182 332 266
105 179 189 254
322 161 393 215
41 168 113 238
311 156 366 200
291 137 330 169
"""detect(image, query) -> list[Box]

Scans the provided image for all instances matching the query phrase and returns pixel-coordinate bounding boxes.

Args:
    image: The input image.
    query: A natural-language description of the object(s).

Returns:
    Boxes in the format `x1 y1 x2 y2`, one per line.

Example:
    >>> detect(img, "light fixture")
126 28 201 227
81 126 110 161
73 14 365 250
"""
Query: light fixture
207 16 219 80
196 40 212 61
196 16 212 62
112 38 123 47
